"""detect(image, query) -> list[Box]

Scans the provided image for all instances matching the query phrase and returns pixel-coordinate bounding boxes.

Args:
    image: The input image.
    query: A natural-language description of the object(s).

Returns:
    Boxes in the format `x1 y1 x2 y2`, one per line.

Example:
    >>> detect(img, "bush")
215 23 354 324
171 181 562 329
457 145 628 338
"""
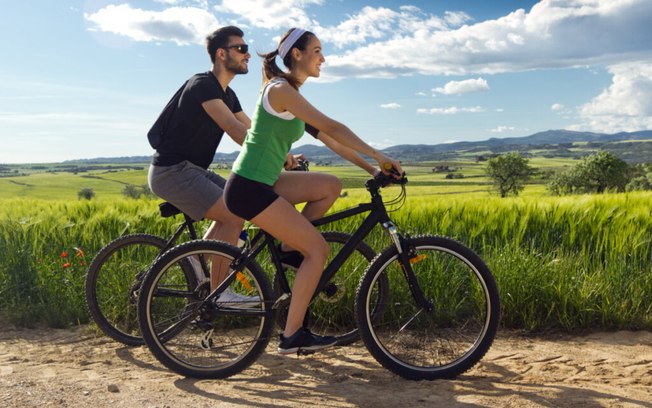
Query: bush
549 151 629 195
77 188 95 200
122 184 154 199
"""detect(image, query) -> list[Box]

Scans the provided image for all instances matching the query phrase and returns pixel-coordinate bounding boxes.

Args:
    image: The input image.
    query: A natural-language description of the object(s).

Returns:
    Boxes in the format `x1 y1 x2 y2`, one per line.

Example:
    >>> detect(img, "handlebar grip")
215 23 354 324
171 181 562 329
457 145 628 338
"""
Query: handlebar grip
373 170 408 187
383 162 403 178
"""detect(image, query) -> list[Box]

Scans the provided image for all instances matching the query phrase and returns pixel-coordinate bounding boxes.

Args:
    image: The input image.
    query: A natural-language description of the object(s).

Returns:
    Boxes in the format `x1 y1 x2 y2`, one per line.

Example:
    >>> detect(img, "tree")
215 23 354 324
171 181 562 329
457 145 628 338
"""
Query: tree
78 188 95 200
626 163 652 191
548 151 629 195
122 184 155 199
485 152 533 197
577 151 628 193
122 184 141 199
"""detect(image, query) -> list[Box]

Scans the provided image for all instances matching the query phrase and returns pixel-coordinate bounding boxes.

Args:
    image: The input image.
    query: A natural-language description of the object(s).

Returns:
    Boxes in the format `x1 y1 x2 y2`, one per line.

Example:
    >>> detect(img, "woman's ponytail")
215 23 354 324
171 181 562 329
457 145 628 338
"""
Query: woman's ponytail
260 49 286 85
259 29 314 90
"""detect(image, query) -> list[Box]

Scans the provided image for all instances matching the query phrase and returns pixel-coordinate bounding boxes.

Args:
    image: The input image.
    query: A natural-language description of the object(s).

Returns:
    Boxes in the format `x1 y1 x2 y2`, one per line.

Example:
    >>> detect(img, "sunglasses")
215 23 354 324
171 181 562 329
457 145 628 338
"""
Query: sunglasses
224 44 249 54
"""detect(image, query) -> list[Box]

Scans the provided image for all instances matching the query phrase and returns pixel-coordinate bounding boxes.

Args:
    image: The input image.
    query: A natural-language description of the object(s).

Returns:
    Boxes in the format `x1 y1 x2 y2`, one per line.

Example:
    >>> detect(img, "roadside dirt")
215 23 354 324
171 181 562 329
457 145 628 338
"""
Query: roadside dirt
1 323 651 407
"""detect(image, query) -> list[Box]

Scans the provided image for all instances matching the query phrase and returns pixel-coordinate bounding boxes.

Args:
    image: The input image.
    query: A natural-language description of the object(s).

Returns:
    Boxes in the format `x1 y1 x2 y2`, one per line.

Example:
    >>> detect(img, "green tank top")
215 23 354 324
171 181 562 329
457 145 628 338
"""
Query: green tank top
232 80 305 186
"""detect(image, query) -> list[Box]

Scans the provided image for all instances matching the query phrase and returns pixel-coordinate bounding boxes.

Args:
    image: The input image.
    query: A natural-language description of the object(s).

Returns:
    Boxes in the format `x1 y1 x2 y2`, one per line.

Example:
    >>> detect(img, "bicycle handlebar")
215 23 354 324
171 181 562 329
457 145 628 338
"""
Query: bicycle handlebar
366 170 408 190
288 159 309 172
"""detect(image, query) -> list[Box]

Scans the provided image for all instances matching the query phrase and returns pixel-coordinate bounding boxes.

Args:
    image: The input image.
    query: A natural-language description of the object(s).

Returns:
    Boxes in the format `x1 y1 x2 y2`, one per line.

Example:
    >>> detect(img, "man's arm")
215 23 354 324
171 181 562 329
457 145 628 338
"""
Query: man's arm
232 111 251 146
202 99 249 146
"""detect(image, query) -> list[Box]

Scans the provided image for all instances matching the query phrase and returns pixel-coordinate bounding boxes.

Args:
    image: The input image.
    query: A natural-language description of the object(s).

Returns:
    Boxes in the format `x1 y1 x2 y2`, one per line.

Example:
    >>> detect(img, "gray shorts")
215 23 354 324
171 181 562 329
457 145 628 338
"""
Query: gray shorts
148 161 226 221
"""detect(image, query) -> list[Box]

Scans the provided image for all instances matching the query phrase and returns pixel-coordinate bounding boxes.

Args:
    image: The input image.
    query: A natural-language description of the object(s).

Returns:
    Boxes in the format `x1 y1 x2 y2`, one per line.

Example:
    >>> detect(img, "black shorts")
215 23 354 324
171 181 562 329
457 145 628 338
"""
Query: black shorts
224 173 279 220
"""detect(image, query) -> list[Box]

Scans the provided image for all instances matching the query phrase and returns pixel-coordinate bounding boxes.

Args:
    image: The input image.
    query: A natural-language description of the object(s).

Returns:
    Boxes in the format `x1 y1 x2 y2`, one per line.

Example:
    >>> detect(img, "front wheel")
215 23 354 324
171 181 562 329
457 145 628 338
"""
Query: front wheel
355 235 500 380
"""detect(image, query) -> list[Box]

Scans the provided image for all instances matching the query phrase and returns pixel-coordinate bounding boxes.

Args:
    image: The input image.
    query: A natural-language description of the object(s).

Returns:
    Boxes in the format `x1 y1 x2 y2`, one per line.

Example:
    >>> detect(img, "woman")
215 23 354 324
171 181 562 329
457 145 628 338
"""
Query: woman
223 28 403 355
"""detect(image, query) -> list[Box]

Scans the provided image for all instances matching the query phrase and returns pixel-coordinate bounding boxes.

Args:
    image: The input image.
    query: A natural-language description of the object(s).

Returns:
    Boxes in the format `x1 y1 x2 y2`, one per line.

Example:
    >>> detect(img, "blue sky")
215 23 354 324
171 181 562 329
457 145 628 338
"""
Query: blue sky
1 0 651 163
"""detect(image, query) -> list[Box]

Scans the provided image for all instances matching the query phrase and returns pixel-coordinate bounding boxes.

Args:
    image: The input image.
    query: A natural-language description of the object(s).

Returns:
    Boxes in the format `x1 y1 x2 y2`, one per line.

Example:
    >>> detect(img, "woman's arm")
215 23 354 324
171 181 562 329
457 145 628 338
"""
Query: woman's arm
316 131 377 176
269 83 403 175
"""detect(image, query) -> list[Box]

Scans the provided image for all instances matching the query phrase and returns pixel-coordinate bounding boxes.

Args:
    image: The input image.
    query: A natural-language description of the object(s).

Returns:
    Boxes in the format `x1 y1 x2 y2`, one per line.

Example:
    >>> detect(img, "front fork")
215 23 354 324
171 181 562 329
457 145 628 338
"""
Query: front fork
381 222 433 311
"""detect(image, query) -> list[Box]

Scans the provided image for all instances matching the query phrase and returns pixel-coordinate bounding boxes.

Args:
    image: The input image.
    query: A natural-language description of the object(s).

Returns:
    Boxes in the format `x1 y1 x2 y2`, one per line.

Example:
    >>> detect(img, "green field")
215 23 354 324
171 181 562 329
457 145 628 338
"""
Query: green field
1 159 651 333
0 158 568 200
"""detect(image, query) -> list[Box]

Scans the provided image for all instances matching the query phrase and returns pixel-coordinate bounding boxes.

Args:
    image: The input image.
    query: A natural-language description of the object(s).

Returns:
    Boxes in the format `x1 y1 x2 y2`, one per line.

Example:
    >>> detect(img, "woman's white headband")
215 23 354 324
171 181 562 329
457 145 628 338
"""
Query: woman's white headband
278 28 307 59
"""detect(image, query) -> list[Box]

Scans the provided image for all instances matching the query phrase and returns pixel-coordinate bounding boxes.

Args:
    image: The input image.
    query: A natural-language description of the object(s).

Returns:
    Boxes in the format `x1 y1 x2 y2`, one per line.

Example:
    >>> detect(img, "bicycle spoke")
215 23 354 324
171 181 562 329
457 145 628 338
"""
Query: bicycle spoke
356 236 499 380
138 240 274 379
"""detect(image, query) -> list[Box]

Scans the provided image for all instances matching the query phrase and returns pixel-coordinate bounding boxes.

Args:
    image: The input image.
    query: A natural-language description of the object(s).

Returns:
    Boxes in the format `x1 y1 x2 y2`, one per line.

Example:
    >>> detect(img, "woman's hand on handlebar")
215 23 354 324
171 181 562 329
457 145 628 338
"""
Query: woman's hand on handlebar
376 154 403 178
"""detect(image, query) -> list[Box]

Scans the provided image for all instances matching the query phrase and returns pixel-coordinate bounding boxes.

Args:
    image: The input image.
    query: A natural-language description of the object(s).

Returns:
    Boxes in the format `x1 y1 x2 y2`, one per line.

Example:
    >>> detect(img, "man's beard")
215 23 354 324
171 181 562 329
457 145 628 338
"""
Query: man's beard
226 56 248 75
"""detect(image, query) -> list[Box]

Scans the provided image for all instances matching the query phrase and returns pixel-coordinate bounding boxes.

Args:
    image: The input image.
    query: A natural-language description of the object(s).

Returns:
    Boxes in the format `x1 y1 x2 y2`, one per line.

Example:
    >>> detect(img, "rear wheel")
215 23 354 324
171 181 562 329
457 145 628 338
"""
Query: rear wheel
85 234 168 346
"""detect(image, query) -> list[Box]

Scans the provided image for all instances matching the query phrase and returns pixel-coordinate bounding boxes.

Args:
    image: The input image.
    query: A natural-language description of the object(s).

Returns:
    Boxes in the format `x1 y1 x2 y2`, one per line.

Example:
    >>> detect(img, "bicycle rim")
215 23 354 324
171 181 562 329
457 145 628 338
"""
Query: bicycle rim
139 240 273 379
356 235 499 380
85 234 167 346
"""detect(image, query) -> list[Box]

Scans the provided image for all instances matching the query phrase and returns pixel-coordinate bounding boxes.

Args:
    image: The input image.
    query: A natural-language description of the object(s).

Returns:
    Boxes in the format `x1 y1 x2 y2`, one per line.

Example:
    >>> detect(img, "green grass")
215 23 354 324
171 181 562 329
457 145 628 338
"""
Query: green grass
1 162 651 333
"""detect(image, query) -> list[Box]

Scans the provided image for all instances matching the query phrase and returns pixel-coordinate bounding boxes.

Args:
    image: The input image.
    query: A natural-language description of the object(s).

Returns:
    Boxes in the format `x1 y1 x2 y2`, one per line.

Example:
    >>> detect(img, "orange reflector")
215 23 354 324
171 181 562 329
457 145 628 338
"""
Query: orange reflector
236 272 253 291
409 254 427 264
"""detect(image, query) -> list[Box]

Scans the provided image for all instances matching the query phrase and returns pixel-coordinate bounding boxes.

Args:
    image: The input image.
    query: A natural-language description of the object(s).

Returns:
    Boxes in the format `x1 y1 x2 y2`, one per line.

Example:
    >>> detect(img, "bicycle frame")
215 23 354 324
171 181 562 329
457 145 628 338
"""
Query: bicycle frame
215 174 431 310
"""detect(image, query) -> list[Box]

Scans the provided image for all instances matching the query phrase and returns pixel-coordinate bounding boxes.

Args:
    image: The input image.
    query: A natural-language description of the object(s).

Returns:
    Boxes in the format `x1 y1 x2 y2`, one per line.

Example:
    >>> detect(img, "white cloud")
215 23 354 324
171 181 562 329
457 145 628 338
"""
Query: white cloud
85 1 652 79
490 126 516 133
417 106 485 115
551 103 564 111
576 61 652 132
324 0 652 78
432 77 489 95
315 6 397 48
380 103 401 109
315 6 471 48
84 4 220 45
217 0 322 30
369 139 395 149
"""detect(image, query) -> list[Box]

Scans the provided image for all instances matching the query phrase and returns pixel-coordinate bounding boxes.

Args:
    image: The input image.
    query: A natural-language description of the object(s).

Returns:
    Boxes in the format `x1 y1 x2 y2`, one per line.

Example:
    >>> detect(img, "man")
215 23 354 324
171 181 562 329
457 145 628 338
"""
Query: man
148 26 255 305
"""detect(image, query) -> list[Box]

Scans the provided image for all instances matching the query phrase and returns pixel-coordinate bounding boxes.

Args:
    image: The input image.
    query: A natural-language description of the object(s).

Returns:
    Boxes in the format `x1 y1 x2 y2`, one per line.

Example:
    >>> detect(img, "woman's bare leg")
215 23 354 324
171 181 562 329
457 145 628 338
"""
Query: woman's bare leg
272 172 341 251
250 196 329 337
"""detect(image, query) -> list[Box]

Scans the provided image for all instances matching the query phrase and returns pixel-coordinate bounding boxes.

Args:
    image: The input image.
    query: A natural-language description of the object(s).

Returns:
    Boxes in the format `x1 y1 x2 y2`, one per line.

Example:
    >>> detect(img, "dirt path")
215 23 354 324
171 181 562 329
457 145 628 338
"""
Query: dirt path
1 324 651 407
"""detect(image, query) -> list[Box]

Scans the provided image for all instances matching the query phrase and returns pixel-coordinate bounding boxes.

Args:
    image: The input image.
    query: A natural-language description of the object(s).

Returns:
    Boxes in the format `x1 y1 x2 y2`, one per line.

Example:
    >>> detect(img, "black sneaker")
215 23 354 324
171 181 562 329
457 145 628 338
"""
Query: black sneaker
277 244 304 271
278 327 337 355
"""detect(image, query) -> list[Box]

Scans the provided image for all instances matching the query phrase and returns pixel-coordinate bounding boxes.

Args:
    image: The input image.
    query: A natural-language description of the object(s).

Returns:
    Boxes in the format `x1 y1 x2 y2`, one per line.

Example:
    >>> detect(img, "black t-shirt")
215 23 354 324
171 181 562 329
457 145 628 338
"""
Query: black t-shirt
152 72 243 169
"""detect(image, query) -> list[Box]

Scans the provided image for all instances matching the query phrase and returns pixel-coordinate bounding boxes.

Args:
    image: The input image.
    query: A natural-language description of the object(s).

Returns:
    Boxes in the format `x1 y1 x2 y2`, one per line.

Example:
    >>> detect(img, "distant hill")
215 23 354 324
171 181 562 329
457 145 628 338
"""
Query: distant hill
66 130 652 165
291 130 652 164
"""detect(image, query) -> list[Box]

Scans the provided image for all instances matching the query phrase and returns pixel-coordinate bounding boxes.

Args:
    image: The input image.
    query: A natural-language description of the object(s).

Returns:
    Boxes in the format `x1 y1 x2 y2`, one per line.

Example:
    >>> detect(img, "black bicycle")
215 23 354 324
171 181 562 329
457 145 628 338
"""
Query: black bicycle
137 172 500 380
84 202 202 346
85 195 374 346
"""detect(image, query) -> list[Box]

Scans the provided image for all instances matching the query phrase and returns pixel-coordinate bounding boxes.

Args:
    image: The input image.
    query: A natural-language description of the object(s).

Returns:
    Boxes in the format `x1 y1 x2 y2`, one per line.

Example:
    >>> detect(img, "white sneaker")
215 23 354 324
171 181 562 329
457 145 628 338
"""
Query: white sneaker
213 287 260 308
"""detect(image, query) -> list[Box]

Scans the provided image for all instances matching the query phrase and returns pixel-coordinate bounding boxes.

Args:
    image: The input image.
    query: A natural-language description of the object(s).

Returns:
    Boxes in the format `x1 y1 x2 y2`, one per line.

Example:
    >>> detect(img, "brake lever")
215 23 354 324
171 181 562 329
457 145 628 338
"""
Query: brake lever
380 163 407 186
